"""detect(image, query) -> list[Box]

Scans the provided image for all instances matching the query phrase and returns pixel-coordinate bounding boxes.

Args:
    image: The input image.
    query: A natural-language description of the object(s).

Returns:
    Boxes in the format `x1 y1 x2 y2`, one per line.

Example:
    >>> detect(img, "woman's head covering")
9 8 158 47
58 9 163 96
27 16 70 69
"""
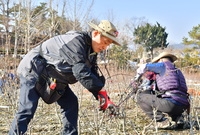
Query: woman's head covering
152 52 177 63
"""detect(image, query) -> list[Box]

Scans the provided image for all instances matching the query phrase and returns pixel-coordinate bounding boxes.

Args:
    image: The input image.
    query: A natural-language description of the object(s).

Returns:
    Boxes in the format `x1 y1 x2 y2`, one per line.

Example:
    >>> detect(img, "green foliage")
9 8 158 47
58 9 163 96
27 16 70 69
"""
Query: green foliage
176 48 200 69
183 24 200 46
183 48 200 65
133 22 168 58
32 3 48 18
108 44 131 69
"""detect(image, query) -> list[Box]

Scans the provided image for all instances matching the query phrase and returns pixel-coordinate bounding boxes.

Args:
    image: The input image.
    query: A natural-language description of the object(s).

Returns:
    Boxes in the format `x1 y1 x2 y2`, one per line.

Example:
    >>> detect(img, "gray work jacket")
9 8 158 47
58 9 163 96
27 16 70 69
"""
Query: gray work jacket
17 31 104 98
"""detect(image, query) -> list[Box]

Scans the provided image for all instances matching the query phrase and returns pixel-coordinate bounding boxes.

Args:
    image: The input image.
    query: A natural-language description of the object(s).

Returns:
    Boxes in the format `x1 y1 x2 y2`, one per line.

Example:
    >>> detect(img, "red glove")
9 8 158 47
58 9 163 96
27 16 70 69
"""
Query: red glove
98 90 118 115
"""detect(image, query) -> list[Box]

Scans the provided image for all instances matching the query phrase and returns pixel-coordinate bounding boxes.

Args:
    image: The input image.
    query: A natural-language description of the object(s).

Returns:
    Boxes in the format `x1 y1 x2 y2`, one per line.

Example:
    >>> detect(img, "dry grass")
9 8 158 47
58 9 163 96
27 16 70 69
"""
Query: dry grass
0 67 200 135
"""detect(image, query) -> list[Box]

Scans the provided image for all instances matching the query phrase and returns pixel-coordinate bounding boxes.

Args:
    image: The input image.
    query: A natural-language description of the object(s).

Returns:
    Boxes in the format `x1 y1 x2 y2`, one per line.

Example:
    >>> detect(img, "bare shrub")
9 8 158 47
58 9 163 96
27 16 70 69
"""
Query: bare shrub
0 65 199 135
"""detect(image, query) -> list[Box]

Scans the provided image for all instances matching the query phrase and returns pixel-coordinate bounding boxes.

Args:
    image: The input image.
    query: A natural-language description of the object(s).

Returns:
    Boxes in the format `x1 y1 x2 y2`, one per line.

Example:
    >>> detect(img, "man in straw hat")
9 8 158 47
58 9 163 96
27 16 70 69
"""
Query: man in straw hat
9 20 121 135
135 52 190 129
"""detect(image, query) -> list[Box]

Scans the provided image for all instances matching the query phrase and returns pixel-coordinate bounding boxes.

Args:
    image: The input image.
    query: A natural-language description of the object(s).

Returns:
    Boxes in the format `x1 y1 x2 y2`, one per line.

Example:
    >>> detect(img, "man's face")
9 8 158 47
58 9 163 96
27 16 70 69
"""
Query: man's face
92 31 113 53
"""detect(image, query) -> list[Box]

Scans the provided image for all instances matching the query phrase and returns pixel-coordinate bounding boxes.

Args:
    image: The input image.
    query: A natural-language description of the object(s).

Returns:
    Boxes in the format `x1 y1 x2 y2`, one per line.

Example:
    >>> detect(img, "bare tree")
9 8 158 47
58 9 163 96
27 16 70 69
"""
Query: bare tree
0 0 95 55
63 0 94 30
0 0 13 55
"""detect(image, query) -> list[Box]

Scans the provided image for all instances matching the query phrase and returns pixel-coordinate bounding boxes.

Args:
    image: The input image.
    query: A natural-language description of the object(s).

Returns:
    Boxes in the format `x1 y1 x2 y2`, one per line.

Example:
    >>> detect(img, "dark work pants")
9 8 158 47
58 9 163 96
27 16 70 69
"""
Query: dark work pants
136 90 188 121
9 71 78 135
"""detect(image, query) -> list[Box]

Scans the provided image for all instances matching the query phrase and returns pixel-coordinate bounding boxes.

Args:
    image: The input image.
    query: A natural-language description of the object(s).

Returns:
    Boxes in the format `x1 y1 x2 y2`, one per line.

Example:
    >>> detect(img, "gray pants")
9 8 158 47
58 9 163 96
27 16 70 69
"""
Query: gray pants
136 90 189 121
9 72 78 135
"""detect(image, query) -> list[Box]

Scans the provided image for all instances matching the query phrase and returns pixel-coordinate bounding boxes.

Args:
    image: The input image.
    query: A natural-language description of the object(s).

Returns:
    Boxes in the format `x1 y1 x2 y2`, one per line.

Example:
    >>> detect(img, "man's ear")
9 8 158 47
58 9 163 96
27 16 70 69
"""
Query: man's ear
93 30 100 37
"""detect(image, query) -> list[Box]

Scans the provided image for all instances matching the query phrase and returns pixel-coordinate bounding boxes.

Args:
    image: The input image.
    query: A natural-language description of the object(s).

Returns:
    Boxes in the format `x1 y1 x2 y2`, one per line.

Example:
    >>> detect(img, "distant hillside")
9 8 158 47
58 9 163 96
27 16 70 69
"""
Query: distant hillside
168 43 199 50
128 43 199 51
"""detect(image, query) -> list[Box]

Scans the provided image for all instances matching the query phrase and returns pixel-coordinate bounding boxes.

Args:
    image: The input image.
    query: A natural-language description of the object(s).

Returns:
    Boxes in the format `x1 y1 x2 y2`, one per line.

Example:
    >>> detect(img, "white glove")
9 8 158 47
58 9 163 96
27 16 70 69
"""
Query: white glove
136 64 146 75
139 79 152 90
134 64 146 81
136 64 146 74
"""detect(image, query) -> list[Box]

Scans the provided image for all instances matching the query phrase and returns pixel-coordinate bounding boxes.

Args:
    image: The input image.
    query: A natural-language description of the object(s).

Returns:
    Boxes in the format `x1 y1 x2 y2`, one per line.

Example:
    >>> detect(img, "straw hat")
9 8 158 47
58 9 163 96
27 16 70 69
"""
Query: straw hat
88 20 122 46
152 52 177 63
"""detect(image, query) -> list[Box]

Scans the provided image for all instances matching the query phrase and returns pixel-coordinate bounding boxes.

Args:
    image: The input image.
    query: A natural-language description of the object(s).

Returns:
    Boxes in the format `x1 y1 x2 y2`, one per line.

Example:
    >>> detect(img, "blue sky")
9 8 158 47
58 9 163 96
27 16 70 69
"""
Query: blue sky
92 0 200 44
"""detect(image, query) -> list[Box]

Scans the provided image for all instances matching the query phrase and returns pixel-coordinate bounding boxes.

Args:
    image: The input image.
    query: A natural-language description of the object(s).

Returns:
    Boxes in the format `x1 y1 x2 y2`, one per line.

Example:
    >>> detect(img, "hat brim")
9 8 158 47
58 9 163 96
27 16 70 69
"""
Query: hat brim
152 53 177 63
88 22 122 46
